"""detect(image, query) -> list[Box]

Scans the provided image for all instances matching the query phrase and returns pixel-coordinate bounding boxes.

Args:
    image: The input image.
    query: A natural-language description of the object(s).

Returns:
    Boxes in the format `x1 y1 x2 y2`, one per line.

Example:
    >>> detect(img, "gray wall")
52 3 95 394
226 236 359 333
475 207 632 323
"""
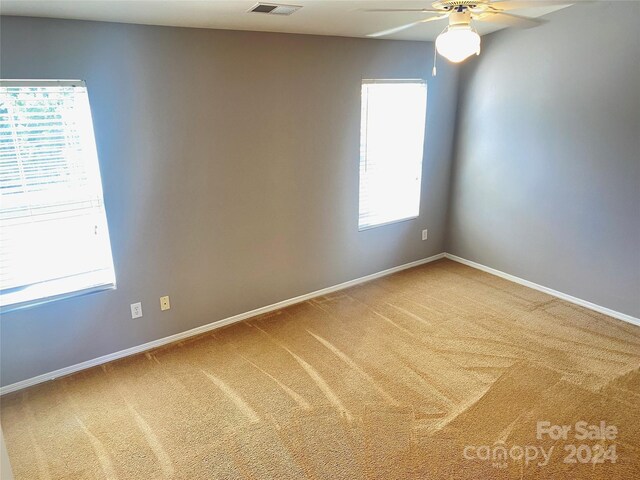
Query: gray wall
0 17 459 386
447 1 640 317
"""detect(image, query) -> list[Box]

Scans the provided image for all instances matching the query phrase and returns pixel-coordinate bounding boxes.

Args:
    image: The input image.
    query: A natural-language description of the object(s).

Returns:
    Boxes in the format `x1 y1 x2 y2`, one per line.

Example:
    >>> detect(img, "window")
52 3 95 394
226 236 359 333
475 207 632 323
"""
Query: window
0 80 115 311
358 80 427 230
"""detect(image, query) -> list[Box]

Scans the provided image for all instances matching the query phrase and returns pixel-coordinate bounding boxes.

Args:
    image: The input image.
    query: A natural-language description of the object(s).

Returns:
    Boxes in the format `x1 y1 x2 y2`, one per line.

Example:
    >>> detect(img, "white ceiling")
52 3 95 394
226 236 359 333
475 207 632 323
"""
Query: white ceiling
0 0 571 41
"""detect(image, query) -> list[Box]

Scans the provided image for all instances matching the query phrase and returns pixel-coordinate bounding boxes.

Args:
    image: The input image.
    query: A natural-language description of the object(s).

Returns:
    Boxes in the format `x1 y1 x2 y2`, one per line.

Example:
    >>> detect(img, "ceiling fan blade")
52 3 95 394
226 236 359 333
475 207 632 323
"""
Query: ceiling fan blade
367 14 449 38
489 1 574 10
367 20 427 37
361 9 442 13
477 11 546 28
420 14 450 23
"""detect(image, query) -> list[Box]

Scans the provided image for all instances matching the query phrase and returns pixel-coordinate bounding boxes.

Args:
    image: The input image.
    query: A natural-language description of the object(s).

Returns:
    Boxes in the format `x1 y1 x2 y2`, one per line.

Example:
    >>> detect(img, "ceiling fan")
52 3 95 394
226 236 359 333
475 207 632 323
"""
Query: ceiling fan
364 1 574 63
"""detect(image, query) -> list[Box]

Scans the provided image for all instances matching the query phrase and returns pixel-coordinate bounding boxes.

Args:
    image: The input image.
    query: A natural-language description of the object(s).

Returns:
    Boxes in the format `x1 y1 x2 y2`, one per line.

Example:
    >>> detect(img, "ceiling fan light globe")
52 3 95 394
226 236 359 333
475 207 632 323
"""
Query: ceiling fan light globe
435 26 481 63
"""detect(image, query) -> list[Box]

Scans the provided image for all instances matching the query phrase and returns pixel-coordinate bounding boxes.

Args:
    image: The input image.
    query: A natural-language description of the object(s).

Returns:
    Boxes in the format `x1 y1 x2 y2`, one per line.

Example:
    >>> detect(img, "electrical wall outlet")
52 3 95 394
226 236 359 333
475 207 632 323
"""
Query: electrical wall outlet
160 296 171 311
422 229 428 241
131 302 143 319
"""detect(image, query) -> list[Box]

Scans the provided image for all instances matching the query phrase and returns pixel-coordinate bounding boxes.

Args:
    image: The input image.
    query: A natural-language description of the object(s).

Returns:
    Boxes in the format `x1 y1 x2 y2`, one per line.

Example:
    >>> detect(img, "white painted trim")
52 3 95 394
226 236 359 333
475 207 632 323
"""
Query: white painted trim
0 253 446 396
444 253 640 327
1 428 14 480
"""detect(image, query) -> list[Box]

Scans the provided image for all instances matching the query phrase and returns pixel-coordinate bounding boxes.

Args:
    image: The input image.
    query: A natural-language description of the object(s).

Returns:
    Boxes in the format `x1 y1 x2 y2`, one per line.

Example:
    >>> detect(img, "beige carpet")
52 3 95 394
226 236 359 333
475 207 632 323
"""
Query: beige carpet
1 259 639 479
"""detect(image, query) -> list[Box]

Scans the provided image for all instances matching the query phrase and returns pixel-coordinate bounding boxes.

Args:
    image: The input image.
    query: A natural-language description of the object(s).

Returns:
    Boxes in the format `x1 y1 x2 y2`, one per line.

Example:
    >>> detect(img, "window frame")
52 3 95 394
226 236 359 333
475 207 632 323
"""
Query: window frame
0 79 116 313
357 78 427 231
2 278 116 313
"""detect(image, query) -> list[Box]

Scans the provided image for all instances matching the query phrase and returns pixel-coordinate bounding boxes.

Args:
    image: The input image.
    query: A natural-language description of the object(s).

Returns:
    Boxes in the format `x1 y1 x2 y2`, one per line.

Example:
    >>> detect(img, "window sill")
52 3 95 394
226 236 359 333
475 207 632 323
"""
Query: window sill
0 271 116 314
358 215 419 232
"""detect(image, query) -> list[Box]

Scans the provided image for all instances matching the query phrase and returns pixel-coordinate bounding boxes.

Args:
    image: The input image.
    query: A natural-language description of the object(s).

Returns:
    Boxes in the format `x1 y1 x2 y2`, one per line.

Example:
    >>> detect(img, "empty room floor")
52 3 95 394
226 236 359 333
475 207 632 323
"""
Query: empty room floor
1 259 639 479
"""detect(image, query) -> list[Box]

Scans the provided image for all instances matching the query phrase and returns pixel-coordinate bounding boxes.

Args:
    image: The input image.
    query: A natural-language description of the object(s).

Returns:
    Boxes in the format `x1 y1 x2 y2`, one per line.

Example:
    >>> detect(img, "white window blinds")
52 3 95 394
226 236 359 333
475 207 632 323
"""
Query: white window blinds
358 80 427 230
0 80 115 310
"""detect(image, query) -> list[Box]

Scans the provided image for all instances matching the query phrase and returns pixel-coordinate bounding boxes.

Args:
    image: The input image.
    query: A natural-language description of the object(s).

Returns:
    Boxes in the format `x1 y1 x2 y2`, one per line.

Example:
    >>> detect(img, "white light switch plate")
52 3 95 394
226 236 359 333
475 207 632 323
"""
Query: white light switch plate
131 302 143 319
160 296 171 311
422 229 428 241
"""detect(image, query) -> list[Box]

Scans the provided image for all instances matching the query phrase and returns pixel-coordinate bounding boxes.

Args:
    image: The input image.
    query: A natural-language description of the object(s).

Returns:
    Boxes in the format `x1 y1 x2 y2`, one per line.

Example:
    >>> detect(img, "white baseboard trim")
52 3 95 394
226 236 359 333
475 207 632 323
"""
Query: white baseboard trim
4 251 636 395
444 253 640 328
0 253 446 396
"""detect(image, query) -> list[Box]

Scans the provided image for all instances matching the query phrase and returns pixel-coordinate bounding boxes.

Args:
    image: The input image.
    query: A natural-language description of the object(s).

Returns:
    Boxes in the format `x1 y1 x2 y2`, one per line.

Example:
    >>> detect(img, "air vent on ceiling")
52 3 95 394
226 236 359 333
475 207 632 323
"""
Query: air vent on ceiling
248 3 302 16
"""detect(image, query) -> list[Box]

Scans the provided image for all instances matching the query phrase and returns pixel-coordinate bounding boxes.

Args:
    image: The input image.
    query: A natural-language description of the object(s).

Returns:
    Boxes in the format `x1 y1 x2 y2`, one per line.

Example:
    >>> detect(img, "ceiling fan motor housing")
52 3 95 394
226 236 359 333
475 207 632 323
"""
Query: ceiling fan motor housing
449 11 472 26
432 0 489 13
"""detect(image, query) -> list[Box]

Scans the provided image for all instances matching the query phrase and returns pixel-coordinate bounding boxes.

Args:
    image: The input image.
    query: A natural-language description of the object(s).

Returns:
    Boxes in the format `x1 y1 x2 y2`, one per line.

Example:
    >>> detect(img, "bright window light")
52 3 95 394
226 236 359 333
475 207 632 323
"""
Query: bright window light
0 80 115 311
358 80 427 230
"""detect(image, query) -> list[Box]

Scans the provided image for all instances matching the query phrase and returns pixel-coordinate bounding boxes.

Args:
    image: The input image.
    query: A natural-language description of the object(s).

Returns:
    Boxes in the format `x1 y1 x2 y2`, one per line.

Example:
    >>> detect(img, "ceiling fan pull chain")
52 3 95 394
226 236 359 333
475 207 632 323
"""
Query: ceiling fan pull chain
432 44 438 77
